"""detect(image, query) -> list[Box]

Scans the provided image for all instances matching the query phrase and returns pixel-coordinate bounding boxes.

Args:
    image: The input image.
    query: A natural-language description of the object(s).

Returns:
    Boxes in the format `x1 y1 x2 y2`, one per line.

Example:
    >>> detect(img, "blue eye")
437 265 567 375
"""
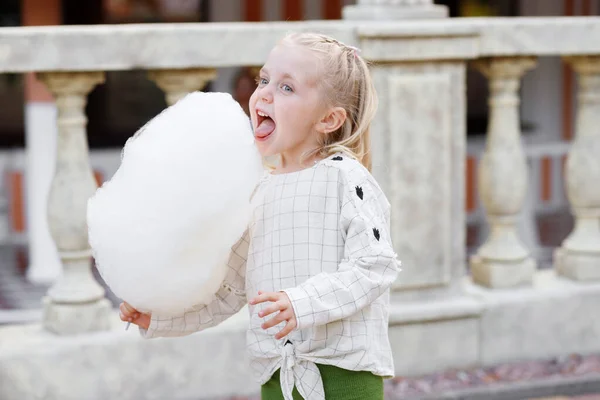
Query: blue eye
282 84 293 92
256 77 268 86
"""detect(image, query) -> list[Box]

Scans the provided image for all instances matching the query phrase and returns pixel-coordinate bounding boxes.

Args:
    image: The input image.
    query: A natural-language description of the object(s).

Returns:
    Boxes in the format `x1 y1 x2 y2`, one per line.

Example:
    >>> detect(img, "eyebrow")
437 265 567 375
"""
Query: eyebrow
260 68 297 82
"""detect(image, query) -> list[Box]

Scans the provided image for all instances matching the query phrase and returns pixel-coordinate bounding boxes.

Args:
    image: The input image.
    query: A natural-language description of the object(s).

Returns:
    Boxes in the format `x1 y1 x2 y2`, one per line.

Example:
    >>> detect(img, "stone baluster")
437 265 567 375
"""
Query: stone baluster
148 68 217 106
554 56 600 281
343 0 448 20
470 57 538 288
38 72 111 334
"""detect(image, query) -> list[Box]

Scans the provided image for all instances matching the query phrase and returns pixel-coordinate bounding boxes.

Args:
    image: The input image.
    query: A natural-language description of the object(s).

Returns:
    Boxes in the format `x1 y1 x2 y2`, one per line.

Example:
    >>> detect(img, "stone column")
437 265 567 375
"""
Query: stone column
358 26 484 375
38 71 111 334
356 27 479 297
470 57 538 288
554 56 600 281
343 0 448 20
148 68 217 106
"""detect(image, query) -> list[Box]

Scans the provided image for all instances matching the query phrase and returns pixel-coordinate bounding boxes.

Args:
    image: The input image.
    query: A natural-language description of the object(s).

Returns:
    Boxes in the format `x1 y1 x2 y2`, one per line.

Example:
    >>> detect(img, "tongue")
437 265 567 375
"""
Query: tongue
255 118 276 137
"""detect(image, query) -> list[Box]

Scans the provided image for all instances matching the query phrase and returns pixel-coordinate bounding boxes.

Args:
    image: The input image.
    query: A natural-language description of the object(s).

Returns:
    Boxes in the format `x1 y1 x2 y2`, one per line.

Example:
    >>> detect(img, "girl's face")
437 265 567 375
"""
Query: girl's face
249 44 327 168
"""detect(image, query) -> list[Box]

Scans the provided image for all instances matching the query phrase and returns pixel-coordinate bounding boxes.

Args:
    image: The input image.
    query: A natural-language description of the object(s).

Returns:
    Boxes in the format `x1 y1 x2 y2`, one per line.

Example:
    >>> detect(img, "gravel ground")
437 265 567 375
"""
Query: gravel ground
383 353 600 399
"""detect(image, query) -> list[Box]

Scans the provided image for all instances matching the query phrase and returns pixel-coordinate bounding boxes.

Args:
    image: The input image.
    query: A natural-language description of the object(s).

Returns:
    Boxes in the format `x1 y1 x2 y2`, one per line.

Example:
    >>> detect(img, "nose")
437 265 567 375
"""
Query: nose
258 84 273 104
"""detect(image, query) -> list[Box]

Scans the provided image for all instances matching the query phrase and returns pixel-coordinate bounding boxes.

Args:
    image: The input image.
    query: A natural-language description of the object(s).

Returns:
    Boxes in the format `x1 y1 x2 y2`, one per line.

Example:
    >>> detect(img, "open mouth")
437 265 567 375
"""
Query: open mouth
255 110 276 141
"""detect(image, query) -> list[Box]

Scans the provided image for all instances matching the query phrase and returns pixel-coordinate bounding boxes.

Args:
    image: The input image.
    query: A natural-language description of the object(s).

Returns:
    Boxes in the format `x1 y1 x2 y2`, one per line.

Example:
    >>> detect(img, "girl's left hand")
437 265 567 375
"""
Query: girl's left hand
250 291 297 339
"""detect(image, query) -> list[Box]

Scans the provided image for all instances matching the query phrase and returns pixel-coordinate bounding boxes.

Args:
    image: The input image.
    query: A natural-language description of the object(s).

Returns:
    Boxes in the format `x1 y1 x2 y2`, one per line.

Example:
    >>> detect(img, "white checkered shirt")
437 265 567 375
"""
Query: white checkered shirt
141 153 401 400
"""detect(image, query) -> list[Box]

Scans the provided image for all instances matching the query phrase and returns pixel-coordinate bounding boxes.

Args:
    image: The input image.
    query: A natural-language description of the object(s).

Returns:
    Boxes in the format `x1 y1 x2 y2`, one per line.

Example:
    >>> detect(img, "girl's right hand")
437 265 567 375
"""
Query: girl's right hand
119 301 151 330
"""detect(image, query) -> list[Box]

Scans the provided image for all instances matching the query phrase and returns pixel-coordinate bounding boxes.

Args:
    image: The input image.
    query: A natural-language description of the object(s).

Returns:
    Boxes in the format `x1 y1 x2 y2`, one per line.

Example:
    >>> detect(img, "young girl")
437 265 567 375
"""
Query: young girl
120 32 401 400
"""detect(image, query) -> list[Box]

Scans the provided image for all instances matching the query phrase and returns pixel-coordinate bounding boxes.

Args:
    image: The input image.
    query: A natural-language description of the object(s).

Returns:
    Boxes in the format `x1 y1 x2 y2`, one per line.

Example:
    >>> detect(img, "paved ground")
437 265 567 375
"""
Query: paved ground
538 397 600 399
378 353 600 399
228 395 600 400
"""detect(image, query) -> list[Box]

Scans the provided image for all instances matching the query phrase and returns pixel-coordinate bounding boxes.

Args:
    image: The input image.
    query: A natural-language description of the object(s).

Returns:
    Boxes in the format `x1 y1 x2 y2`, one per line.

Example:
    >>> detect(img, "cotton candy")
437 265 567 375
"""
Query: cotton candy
87 91 263 315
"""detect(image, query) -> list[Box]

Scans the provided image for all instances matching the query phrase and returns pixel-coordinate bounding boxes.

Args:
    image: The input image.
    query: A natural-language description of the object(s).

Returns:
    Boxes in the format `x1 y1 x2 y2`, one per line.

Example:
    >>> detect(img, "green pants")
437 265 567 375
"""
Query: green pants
261 364 384 400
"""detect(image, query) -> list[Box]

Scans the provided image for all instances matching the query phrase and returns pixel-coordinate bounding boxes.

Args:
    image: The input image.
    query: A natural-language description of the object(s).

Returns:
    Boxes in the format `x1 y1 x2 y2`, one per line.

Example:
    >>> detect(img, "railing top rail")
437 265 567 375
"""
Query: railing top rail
0 21 355 72
1 17 600 73
358 17 600 56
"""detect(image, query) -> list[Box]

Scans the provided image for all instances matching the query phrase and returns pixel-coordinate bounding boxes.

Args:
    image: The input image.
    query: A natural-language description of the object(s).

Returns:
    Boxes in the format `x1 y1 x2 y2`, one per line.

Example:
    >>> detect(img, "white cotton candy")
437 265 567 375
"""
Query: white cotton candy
87 92 263 315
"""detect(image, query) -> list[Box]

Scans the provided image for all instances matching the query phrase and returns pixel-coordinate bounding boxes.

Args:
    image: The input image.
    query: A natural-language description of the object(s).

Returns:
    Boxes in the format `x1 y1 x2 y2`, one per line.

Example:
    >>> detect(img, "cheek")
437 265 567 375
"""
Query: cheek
277 101 310 128
287 108 315 134
249 92 258 122
249 90 258 109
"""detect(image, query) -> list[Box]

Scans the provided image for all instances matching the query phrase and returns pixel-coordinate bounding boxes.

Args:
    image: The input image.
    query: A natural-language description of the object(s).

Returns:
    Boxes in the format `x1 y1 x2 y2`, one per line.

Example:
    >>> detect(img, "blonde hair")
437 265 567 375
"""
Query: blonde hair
279 32 378 171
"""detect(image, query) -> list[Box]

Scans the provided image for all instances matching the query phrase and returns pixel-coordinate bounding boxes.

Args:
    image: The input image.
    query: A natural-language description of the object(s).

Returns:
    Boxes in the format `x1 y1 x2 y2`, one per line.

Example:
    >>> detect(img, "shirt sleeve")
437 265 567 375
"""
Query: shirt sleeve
140 228 250 338
283 166 401 331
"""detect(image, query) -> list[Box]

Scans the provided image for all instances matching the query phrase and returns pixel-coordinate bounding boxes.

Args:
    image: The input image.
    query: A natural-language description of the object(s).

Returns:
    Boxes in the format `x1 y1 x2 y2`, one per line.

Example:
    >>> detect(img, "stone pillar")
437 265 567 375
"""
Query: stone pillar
343 0 448 20
147 68 217 106
358 29 478 296
358 26 483 375
470 57 538 288
38 71 111 335
554 56 600 281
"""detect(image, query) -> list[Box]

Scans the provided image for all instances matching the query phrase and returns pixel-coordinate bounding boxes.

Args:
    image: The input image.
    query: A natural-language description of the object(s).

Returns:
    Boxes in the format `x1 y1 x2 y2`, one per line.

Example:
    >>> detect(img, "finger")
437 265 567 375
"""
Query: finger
119 303 133 317
120 304 136 320
250 292 278 305
249 292 280 305
119 311 134 323
124 303 140 319
258 301 285 318
261 312 288 330
275 318 297 340
122 302 137 313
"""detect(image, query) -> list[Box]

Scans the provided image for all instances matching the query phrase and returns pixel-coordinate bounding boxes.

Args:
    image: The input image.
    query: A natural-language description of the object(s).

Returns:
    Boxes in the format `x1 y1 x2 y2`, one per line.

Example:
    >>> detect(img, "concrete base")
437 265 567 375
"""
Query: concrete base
0 309 256 400
42 296 112 335
343 5 448 20
555 246 600 281
388 295 483 376
470 254 537 288
2 271 600 399
467 270 600 366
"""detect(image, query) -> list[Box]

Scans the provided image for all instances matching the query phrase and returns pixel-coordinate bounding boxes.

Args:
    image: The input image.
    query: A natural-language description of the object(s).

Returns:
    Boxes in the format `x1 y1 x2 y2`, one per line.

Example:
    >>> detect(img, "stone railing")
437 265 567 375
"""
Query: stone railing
1 8 600 400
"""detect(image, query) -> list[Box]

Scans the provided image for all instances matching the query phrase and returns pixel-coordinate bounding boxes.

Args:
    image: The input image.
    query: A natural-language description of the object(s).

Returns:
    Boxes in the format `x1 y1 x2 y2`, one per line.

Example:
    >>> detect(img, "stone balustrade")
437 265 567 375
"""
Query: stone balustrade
37 71 112 334
555 56 600 281
1 12 600 400
469 57 538 288
147 68 217 106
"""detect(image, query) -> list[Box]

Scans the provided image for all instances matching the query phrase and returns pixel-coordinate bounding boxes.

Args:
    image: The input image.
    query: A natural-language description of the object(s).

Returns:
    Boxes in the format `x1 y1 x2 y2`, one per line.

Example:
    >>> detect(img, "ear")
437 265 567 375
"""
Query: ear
316 107 347 134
